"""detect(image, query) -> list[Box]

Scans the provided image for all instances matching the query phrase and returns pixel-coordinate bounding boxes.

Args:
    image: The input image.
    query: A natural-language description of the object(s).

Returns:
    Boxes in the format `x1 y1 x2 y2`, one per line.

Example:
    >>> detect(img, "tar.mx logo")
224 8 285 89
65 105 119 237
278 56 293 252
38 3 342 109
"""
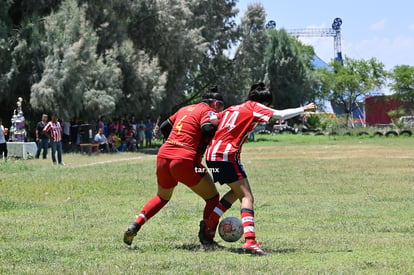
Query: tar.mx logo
194 167 219 173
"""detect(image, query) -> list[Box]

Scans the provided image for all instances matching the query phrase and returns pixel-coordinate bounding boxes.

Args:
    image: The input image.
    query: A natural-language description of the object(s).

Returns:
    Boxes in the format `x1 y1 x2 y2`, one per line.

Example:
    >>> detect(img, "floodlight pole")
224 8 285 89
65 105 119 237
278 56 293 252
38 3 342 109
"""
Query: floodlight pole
266 18 343 63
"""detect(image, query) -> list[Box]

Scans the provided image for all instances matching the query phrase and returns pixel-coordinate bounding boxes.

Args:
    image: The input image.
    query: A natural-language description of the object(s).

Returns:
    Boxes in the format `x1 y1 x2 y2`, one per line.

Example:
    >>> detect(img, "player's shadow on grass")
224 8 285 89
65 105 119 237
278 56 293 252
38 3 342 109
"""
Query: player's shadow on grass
226 247 297 255
175 243 297 255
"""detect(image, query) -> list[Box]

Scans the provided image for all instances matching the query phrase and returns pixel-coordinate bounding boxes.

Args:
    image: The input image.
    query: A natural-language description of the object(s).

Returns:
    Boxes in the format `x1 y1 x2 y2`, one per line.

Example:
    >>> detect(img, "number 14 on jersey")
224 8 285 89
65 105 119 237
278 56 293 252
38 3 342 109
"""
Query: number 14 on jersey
219 111 239 132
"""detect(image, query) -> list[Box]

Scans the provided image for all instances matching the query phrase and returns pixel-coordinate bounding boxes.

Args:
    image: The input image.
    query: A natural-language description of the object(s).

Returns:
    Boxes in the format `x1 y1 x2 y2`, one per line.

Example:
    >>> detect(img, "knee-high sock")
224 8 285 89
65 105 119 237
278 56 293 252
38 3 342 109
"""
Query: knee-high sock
206 198 232 229
203 194 219 219
135 194 168 226
241 208 255 241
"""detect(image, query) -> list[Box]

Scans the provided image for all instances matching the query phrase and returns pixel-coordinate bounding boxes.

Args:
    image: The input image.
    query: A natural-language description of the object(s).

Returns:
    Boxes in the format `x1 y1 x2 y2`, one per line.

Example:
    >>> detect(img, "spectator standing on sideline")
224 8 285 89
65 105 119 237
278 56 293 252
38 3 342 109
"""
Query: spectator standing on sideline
130 115 138 136
109 118 119 135
137 120 146 149
98 116 105 131
43 114 64 166
122 114 130 130
110 118 125 135
35 114 49 159
98 116 108 136
119 128 129 151
0 119 8 161
144 117 154 148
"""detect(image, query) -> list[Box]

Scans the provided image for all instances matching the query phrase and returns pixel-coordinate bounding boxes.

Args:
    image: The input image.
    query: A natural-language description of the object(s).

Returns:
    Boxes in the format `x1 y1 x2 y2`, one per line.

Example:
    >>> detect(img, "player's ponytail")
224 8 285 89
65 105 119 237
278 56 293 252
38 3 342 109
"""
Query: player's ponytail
201 86 223 104
247 82 272 105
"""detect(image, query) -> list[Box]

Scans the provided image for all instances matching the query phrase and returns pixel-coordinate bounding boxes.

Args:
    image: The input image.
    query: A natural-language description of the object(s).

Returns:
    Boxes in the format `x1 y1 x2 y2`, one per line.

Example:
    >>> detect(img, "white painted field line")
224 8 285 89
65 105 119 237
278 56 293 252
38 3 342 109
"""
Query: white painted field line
70 155 155 168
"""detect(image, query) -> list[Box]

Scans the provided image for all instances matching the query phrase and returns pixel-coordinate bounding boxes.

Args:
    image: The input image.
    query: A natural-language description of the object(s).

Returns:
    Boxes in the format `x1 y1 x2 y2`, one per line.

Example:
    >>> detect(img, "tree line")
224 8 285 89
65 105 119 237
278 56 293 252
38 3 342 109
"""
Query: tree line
1 0 413 130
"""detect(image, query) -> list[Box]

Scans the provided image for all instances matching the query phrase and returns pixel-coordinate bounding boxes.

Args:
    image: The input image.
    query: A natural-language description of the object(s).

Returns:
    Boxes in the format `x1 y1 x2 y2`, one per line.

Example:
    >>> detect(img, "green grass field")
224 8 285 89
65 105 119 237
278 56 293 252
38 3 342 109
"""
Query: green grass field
1 134 413 274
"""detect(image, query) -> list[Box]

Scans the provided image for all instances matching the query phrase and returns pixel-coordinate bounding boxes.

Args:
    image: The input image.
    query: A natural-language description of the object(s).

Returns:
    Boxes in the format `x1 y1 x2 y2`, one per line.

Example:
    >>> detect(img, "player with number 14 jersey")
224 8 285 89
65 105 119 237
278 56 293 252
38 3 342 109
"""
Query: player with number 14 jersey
200 82 316 255
206 100 283 162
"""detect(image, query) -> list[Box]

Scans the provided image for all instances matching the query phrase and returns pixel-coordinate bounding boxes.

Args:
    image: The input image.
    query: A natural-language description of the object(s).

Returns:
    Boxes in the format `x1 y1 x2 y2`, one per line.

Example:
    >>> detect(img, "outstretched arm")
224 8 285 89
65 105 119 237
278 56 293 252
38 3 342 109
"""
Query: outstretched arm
272 103 316 120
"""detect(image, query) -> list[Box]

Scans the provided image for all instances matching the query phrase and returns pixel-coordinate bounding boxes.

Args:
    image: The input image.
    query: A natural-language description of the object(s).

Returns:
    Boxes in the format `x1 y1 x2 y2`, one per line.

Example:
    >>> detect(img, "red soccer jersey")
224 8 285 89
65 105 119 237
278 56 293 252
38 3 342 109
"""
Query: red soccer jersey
158 102 217 163
43 121 62 142
205 101 274 162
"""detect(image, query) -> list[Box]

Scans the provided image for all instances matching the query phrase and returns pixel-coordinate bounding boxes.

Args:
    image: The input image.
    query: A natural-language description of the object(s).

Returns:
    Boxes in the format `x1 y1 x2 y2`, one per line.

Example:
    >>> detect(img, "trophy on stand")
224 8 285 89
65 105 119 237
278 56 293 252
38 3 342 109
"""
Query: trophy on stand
9 97 26 142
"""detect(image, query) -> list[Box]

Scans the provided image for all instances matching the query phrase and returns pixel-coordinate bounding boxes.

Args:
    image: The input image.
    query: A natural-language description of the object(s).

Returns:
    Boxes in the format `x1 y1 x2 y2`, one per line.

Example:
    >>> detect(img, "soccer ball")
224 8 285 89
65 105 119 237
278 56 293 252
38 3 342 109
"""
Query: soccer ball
218 216 243 242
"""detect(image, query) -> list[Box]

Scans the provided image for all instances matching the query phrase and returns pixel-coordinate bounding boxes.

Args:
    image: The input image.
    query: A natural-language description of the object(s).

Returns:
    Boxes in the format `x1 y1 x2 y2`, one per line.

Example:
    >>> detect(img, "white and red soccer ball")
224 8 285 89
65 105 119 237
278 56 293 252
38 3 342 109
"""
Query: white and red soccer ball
218 216 243 242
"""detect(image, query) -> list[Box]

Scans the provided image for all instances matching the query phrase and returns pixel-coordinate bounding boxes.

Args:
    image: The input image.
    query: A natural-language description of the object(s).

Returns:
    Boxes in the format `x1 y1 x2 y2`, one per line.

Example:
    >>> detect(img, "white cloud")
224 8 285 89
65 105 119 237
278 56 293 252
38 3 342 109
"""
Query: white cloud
344 35 414 69
370 19 386 30
409 24 414 30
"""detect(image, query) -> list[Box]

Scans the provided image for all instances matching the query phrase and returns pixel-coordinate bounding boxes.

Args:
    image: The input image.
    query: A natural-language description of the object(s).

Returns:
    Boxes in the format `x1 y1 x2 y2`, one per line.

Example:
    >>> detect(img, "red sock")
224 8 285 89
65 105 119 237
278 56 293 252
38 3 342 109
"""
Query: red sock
209 201 229 224
203 194 219 219
135 194 168 226
241 208 255 242
205 198 231 234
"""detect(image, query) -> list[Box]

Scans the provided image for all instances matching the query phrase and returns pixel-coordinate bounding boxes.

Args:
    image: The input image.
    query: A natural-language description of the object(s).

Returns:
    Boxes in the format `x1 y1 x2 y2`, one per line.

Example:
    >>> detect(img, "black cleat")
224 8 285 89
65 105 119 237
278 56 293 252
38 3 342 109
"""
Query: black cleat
198 220 215 245
123 222 141 246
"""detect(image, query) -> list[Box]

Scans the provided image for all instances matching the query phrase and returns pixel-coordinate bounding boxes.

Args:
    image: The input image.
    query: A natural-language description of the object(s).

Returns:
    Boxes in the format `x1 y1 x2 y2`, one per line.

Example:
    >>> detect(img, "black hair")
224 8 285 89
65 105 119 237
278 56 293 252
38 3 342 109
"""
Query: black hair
247 82 273 104
201 86 223 104
209 85 218 94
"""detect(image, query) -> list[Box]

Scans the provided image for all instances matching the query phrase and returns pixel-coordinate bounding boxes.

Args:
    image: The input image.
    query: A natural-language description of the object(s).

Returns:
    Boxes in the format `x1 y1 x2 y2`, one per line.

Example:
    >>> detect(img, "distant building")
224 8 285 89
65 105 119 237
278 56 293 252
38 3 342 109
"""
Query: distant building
312 55 332 71
364 96 401 126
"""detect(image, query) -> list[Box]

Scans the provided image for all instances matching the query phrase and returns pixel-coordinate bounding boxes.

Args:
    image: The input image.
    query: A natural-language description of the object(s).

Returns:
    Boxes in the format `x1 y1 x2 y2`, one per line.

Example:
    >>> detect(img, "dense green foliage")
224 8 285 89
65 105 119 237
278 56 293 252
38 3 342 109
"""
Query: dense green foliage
1 0 412 129
390 65 414 115
266 29 319 109
1 135 414 273
0 0 320 124
317 57 388 124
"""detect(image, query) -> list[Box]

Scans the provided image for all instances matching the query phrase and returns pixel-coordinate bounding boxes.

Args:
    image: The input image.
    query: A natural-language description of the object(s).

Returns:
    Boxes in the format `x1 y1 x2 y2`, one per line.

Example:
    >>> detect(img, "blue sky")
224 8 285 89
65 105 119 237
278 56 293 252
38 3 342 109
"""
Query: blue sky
236 0 414 72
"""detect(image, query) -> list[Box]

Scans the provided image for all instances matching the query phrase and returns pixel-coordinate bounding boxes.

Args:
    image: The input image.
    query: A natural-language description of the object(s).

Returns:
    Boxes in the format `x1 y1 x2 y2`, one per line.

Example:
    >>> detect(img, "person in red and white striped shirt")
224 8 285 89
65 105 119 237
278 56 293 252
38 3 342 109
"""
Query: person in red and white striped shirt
200 82 316 255
43 114 64 166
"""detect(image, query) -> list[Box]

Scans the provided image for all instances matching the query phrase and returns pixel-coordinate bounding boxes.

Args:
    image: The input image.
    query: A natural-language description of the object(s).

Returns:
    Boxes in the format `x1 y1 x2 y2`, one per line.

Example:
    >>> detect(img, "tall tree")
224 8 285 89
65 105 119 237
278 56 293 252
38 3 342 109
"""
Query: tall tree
30 0 122 121
0 0 62 120
389 65 414 114
126 0 240 114
76 0 168 118
77 0 130 54
225 2 268 105
125 0 204 114
0 0 14 95
266 29 319 109
0 16 49 122
116 40 166 118
318 57 388 126
184 0 239 106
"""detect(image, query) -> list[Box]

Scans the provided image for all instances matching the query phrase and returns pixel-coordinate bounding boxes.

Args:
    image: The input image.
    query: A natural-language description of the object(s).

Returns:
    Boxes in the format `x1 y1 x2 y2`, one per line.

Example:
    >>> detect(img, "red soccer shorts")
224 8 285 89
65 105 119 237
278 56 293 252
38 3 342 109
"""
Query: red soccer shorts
156 157 207 188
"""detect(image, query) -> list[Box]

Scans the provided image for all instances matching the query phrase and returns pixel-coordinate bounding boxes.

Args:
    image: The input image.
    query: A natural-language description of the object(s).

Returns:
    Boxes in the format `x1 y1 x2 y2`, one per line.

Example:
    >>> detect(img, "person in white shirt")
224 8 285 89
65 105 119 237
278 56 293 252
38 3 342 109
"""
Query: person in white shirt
94 128 110 153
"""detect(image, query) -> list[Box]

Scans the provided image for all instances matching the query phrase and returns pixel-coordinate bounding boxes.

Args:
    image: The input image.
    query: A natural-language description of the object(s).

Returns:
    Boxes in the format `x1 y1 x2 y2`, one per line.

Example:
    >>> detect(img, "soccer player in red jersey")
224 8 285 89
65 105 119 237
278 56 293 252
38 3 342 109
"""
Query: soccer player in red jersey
123 90 224 246
199 82 316 255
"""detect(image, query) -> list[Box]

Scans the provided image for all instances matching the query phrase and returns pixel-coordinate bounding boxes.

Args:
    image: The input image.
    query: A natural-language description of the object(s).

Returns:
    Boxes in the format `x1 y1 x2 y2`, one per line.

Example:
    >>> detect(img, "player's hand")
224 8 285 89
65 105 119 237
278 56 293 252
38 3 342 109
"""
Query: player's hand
303 103 316 112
